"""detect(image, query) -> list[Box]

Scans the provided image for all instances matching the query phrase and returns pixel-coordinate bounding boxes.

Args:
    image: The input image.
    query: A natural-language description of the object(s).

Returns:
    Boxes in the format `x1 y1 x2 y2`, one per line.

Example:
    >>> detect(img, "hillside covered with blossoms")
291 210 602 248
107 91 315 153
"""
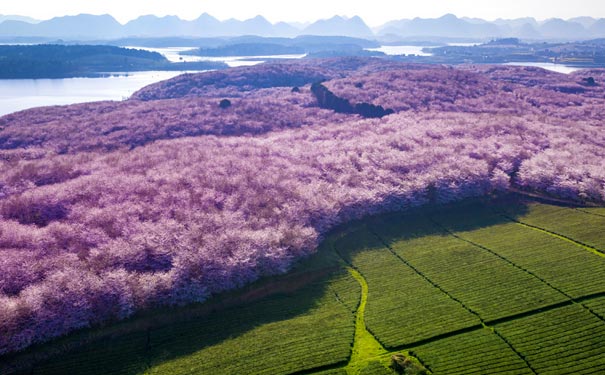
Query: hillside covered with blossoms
0 57 604 355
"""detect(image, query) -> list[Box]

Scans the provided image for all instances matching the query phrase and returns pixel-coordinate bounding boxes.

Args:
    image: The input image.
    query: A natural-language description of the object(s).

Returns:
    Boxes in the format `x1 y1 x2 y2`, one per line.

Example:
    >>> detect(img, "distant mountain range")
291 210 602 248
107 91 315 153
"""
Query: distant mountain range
0 15 39 24
377 14 605 41
0 13 604 41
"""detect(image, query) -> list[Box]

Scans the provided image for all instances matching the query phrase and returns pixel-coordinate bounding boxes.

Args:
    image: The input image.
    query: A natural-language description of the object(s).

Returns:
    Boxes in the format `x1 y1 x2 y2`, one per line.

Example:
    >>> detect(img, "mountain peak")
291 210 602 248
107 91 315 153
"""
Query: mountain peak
0 14 39 24
247 15 272 25
327 15 346 21
440 13 458 20
1 12 604 41
302 15 373 39
196 13 219 22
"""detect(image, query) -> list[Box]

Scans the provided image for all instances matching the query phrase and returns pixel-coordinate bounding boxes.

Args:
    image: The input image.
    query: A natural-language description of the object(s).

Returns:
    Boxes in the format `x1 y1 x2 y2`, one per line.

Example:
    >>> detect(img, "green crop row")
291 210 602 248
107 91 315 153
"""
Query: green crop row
583 296 605 320
411 328 532 374
494 304 605 374
28 332 149 375
312 369 349 375
328 268 362 313
368 213 567 321
430 202 605 298
14 199 605 375
357 361 393 374
333 226 479 348
496 201 605 252
578 207 605 217
31 272 356 375
144 276 356 375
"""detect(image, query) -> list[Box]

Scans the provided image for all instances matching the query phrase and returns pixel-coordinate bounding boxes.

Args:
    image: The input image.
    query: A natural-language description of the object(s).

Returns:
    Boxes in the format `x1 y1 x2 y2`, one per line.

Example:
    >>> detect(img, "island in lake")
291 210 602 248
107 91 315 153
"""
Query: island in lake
409 38 605 68
0 44 227 79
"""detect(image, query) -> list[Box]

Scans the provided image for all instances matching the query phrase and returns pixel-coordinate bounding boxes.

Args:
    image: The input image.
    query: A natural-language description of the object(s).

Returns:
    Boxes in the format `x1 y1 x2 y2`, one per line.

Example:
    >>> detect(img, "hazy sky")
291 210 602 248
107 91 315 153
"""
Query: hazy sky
2 0 604 26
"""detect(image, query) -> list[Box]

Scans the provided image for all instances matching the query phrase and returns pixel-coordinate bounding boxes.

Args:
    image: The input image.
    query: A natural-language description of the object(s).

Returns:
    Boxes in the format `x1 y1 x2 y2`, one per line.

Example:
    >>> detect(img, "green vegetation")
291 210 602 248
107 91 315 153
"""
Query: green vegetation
494 304 605 373
389 354 429 375
29 272 356 375
313 370 349 375
584 296 605 320
358 361 393 375
430 201 605 298
344 266 388 373
333 227 480 348
496 201 605 253
579 207 605 217
0 45 227 79
5 196 605 375
411 328 532 374
370 214 567 321
144 282 355 375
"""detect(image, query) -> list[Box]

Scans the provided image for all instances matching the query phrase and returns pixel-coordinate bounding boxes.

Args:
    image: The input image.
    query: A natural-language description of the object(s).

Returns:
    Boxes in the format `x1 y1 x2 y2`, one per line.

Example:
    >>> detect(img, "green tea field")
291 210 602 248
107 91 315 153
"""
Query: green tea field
2 196 605 375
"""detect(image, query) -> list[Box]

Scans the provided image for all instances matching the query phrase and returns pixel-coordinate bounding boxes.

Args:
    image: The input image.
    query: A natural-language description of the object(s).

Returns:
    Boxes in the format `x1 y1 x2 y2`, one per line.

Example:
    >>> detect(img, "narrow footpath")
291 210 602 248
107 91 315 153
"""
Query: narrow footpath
345 266 388 374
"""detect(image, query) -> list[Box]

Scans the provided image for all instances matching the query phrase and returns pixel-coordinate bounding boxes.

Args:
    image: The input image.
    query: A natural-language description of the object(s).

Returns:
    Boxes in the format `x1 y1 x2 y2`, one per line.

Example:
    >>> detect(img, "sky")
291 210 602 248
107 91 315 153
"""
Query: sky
2 0 604 26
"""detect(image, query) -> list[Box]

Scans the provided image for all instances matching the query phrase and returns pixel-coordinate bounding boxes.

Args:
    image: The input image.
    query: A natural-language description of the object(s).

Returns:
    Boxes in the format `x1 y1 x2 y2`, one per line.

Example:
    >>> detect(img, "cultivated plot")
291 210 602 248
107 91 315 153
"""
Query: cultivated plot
7 198 605 375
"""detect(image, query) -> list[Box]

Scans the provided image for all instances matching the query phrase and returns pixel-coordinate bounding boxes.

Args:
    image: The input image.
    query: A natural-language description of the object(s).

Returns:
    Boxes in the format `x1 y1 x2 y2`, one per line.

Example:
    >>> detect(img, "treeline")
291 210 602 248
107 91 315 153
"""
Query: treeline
1 58 604 356
0 44 227 78
311 82 394 118
416 39 605 67
180 35 384 58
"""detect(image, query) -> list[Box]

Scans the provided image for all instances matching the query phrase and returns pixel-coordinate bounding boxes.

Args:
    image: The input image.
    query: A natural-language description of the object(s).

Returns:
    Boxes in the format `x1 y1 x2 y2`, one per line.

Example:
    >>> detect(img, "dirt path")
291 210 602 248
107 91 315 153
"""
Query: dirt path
345 267 389 373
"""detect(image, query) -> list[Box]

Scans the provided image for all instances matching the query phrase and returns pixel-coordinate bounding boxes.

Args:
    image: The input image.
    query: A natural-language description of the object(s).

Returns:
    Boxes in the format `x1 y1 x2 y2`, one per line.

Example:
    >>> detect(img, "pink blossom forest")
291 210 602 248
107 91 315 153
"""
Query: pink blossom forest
0 58 604 354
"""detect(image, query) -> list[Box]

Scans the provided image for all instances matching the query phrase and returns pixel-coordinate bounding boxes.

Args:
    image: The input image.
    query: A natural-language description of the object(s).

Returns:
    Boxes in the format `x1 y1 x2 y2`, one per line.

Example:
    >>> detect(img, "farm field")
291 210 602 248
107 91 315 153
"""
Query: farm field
2 59 605 359
495 200 605 253
3 196 605 375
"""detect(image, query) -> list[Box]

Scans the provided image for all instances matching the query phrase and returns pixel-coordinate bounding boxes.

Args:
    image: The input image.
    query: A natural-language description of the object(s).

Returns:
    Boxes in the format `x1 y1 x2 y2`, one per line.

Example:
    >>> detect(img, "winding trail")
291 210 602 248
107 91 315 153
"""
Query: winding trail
345 266 388 373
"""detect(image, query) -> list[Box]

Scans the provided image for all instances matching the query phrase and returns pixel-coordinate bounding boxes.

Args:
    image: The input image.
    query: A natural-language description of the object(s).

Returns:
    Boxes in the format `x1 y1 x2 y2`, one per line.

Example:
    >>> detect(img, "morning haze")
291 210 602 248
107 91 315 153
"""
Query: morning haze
1 0 605 374
1 0 604 25
0 12 604 40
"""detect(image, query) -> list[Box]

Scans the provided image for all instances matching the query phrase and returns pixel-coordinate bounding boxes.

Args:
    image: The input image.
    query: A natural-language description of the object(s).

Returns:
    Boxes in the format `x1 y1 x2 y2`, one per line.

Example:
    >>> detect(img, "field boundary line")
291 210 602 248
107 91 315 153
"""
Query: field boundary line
290 359 350 375
486 326 538 375
328 241 394 374
501 213 605 258
0 266 337 375
344 266 389 373
367 227 484 319
575 292 605 303
427 216 574 299
506 188 604 208
574 208 605 218
367 226 538 374
382 292 605 352
497 213 605 321
387 325 485 351
431 213 605 325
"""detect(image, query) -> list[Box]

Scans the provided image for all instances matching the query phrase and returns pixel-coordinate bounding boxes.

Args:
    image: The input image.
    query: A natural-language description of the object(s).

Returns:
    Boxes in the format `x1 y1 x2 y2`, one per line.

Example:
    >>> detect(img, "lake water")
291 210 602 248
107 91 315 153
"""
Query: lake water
125 46 208 63
366 45 433 56
366 43 478 56
0 46 584 117
366 45 581 75
192 54 307 67
0 47 307 116
127 46 307 67
0 71 189 117
503 62 581 74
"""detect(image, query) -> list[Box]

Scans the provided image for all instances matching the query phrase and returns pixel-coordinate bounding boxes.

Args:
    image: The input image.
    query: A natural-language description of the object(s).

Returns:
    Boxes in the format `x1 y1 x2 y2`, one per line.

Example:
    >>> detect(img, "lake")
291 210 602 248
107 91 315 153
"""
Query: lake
0 71 189 117
127 46 306 67
365 45 581 74
503 62 581 74
366 45 433 56
0 46 308 117
0 46 583 117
